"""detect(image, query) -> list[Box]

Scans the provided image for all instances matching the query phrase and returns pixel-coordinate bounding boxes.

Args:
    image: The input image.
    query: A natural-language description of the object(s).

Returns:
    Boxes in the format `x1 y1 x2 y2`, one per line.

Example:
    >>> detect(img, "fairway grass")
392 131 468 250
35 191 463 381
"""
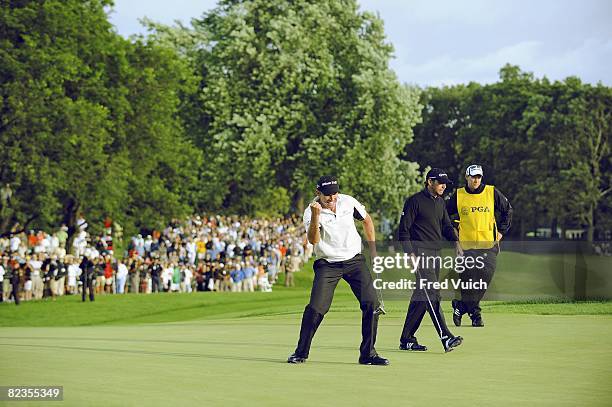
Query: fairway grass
2 292 612 406
1 310 611 406
2 289 612 327
2 256 612 406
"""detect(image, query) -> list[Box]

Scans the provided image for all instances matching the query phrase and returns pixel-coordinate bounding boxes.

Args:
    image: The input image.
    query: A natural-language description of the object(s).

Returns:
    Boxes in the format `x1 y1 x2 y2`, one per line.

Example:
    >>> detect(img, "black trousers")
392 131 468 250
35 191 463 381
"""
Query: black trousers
400 248 453 343
81 272 95 302
10 277 20 305
151 275 160 293
294 254 380 358
456 247 498 317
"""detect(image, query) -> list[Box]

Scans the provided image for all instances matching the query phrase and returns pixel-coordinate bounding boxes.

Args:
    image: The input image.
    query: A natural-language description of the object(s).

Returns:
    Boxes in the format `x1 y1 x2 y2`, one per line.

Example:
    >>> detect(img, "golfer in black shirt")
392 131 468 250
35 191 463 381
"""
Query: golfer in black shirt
397 168 463 353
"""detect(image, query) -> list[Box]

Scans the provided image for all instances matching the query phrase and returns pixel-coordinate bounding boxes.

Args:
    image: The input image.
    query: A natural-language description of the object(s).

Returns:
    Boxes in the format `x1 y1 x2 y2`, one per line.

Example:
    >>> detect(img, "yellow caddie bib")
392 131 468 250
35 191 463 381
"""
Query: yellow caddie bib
457 185 497 249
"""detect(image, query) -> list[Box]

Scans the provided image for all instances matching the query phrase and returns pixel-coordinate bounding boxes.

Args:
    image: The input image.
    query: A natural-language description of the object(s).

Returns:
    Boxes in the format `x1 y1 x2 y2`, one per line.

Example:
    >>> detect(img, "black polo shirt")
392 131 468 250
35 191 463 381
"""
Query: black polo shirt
398 188 457 253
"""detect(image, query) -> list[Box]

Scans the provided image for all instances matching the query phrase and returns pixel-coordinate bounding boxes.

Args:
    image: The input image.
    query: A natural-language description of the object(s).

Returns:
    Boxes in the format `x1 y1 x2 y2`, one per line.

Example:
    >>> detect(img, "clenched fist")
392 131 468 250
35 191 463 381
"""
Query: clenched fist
310 201 322 217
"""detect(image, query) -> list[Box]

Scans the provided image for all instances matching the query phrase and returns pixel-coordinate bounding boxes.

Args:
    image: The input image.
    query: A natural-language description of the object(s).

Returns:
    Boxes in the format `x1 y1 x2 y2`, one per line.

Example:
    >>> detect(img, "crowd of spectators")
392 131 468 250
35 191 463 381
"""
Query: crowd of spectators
0 215 312 304
594 242 612 256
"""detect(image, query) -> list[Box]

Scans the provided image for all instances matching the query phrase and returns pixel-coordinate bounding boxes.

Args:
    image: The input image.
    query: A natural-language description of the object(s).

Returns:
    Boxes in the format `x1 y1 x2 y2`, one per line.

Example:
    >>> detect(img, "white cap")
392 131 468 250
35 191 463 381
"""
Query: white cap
466 164 483 177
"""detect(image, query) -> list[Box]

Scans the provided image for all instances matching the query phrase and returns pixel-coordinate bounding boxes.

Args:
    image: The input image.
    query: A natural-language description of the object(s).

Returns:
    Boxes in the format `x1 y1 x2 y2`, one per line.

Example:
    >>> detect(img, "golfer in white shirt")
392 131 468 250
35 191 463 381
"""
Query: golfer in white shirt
287 176 388 366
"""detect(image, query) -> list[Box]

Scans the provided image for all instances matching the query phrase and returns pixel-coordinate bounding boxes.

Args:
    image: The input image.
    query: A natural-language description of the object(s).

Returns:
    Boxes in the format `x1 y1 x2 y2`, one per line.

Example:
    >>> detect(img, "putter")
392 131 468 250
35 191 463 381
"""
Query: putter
368 248 386 315
414 264 444 340
371 260 386 315
374 291 387 315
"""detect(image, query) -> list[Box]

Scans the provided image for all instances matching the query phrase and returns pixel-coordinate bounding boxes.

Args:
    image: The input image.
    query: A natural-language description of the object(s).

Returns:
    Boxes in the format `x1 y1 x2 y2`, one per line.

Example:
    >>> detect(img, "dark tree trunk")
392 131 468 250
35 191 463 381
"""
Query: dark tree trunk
586 204 594 243
550 217 558 239
63 197 80 255
294 190 304 215
573 243 587 301
0 208 12 235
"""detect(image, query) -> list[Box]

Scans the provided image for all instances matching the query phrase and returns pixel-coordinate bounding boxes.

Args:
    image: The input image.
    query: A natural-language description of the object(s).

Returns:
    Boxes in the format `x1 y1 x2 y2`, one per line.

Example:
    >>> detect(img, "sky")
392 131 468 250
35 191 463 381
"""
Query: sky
108 0 612 87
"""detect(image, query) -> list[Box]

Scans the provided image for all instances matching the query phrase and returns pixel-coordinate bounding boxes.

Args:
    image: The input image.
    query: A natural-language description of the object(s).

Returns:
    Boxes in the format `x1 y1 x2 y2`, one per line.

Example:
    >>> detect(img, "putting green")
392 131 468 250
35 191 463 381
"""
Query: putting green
2 252 611 406
1 301 611 406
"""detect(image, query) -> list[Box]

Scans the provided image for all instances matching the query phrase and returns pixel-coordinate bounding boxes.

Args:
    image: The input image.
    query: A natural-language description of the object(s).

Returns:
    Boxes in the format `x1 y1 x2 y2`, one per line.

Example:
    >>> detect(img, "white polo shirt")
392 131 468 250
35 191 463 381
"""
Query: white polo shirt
29 260 42 277
303 193 367 262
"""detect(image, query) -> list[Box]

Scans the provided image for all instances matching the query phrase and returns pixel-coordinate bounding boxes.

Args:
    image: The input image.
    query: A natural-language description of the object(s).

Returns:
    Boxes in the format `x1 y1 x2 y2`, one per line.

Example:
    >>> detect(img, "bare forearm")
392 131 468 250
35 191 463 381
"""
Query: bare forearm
363 214 376 243
363 214 377 258
307 217 320 244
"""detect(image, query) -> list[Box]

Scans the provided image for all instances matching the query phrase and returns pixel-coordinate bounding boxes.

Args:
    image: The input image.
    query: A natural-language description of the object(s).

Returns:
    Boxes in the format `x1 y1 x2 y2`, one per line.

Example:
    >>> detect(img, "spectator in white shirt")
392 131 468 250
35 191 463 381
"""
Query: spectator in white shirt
116 260 128 294
28 254 44 300
10 235 20 253
67 257 80 295
0 259 5 302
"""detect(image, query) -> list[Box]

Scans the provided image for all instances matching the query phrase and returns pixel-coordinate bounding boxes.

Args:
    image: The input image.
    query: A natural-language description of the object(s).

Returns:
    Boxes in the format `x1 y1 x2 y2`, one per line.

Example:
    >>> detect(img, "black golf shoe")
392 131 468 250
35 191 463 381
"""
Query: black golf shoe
452 299 463 327
442 336 463 353
287 353 307 364
471 314 485 327
358 354 390 366
399 339 427 351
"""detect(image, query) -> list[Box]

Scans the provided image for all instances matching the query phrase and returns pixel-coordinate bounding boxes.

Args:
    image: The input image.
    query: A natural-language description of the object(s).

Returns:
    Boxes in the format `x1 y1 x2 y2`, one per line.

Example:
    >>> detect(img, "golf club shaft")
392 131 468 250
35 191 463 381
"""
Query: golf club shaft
415 266 444 340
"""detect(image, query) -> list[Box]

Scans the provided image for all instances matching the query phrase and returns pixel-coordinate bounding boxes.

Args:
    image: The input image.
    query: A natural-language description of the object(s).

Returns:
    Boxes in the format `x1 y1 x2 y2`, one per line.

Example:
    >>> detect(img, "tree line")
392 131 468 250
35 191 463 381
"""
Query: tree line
407 65 610 241
1 0 609 243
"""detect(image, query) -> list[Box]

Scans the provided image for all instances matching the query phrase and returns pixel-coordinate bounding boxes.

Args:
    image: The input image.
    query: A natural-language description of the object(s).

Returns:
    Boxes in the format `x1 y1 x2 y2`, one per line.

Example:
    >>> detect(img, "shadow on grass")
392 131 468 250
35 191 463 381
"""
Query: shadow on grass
0 342 360 366
0 338 374 364
0 335 454 357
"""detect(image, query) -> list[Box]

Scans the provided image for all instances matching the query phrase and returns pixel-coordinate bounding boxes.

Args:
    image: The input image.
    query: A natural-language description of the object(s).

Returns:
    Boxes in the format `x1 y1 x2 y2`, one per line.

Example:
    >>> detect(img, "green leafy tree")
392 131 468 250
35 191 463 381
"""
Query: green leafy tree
0 0 202 245
0 0 121 239
152 0 422 218
406 83 479 181
116 38 203 235
549 80 611 241
407 65 611 239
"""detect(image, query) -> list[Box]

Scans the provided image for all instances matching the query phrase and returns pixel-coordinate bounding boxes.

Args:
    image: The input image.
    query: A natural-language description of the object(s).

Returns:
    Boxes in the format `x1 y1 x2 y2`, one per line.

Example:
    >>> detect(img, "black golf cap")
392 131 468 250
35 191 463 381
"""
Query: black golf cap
426 168 452 184
316 175 339 195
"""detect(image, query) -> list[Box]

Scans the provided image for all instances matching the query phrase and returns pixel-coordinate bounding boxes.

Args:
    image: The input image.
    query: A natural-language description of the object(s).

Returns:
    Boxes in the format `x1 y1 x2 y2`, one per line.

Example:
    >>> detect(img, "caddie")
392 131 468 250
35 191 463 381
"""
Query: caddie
446 164 513 327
